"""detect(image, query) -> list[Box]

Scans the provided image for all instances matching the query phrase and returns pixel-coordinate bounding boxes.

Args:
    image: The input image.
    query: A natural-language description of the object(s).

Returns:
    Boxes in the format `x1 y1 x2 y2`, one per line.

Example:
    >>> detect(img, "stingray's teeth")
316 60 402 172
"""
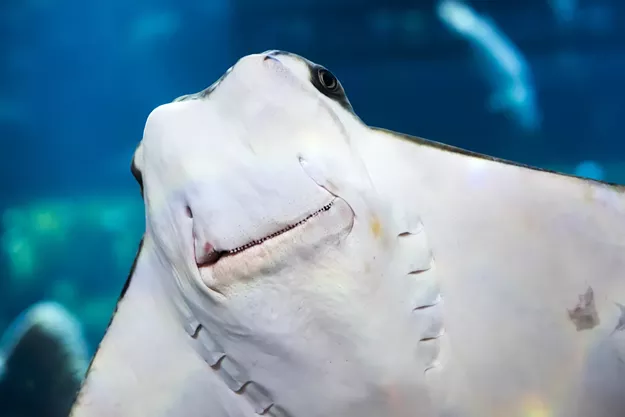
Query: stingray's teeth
224 201 335 255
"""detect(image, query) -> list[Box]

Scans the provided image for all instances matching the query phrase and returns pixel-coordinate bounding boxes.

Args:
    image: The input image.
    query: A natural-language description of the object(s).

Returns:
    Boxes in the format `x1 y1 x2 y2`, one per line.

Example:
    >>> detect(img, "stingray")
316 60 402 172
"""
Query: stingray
0 301 88 417
70 50 625 417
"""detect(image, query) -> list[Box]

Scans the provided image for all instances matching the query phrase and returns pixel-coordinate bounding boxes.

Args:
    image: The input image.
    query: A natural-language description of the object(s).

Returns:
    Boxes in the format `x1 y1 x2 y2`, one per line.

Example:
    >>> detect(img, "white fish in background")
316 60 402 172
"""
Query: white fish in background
0 301 88 417
436 0 542 133
70 51 625 417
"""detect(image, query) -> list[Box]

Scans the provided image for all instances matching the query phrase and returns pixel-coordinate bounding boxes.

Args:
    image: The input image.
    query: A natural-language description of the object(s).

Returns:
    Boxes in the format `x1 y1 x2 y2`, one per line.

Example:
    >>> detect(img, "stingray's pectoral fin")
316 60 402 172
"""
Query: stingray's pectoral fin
0 301 89 417
70 241 261 417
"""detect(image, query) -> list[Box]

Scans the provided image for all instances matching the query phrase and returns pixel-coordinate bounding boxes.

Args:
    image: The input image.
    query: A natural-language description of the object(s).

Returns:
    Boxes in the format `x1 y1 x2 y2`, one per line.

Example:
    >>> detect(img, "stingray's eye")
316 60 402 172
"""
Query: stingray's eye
318 68 339 92
311 64 353 111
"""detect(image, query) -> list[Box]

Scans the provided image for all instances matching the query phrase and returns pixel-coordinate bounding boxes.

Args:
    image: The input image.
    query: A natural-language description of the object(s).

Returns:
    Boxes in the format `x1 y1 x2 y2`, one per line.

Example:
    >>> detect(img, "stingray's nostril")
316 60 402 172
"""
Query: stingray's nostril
185 206 193 218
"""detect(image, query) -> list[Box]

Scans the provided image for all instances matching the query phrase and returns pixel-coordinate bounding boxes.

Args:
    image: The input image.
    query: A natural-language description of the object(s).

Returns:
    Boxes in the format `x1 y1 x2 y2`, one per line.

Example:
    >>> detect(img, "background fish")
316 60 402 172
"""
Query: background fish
0 301 88 417
436 0 541 133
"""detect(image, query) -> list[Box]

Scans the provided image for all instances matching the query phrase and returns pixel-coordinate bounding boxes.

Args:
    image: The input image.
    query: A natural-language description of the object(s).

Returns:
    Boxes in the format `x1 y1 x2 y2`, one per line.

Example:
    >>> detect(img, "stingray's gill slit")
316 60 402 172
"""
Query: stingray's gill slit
187 323 278 415
396 222 446 376
195 199 336 268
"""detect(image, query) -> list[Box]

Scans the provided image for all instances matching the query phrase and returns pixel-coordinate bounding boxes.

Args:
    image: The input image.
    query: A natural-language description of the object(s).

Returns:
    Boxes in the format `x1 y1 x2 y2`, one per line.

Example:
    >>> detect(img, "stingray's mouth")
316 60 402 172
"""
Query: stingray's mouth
197 199 336 267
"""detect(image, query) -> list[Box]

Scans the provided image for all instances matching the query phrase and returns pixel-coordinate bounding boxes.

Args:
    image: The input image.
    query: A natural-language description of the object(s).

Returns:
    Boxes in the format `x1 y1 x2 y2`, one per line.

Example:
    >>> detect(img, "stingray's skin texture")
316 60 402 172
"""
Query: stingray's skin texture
71 51 625 417
0 301 88 417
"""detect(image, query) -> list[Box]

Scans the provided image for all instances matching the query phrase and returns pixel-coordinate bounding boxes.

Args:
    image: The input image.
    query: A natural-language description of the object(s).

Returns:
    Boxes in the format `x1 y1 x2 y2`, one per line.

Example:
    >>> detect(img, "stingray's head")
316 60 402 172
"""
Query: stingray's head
130 52 426 403
132 50 398 292
70 51 440 416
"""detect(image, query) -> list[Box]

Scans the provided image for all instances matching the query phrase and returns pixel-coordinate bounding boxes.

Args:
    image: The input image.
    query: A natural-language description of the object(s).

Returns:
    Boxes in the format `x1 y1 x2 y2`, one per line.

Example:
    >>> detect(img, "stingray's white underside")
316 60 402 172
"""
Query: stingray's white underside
71 123 625 417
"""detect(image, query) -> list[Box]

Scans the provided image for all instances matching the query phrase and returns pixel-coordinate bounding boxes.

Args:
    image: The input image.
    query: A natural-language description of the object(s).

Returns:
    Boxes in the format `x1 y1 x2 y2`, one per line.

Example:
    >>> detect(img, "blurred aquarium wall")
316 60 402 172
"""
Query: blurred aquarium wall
0 0 624 372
